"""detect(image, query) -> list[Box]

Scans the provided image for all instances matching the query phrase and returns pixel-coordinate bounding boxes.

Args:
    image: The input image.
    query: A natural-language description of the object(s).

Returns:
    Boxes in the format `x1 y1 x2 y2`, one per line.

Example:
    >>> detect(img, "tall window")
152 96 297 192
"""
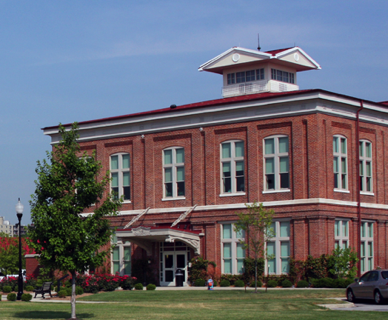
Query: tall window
335 220 349 249
264 136 289 191
333 136 347 190
112 234 131 276
359 140 372 193
110 153 130 201
163 147 185 198
360 221 374 273
221 141 245 194
267 221 290 274
221 223 245 274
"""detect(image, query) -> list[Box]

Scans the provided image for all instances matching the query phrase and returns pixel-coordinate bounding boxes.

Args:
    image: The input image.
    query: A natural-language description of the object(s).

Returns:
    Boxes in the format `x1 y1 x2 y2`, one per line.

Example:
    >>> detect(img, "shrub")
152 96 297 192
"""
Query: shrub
58 289 67 298
25 285 34 292
250 281 262 288
188 256 216 284
134 283 143 290
281 280 293 288
75 286 84 295
234 280 245 287
119 275 136 290
7 293 16 301
194 279 206 287
66 287 72 296
220 280 230 287
266 280 277 288
2 286 12 293
146 284 156 290
297 280 309 288
21 293 32 302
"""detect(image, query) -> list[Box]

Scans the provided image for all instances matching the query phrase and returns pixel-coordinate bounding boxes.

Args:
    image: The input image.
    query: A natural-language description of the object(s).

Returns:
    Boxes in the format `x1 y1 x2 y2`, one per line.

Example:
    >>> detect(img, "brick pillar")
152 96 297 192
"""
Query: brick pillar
293 217 307 260
308 216 327 257
25 254 40 278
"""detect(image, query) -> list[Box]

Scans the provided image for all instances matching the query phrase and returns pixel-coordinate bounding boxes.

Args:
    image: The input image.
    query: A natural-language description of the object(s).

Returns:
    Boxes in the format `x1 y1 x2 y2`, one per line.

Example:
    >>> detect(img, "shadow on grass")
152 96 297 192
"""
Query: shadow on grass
13 311 94 319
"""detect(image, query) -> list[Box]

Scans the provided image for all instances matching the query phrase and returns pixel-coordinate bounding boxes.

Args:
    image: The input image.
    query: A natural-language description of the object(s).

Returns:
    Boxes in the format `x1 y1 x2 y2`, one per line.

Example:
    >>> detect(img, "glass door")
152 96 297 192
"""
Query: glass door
163 252 175 286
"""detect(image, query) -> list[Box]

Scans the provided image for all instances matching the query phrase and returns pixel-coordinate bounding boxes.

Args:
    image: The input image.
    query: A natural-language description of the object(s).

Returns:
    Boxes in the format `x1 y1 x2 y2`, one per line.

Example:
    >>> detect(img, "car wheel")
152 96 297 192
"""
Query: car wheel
347 289 356 302
374 290 383 304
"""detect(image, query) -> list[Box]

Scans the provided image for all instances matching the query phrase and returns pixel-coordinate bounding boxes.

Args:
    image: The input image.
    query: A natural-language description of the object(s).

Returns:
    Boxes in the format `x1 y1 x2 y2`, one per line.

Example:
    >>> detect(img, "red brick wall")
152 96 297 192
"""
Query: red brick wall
75 110 388 276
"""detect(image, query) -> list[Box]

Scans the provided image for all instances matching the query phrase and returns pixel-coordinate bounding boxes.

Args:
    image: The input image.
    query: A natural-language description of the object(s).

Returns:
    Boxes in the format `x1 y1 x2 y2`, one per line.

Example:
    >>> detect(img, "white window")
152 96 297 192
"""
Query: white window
360 221 374 273
110 153 130 201
264 136 289 191
267 221 290 274
221 141 245 194
359 140 372 193
333 136 348 190
335 220 349 249
163 147 185 198
221 223 245 274
227 69 265 85
111 234 131 276
271 69 295 84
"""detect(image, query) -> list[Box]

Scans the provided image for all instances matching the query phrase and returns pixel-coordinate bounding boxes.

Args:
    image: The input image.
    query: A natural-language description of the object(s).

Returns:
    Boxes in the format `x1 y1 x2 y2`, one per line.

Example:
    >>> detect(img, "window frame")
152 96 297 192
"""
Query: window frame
220 140 245 196
333 135 348 192
266 220 291 275
359 140 373 194
360 221 374 273
263 135 290 192
270 68 295 84
111 234 132 276
110 153 131 202
226 69 265 86
221 223 245 275
163 147 185 200
334 219 349 249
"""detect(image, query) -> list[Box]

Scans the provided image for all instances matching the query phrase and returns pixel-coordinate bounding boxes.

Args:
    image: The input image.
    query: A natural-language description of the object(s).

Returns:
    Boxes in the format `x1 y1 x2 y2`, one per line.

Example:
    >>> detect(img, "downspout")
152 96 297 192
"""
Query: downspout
356 101 364 276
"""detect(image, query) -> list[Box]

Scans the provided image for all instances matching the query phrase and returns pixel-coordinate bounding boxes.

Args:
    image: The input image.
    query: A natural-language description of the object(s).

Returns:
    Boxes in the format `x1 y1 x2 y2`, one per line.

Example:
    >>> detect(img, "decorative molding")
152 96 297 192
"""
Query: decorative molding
131 226 152 236
153 133 191 142
331 121 352 130
80 145 96 151
105 141 133 148
257 121 292 130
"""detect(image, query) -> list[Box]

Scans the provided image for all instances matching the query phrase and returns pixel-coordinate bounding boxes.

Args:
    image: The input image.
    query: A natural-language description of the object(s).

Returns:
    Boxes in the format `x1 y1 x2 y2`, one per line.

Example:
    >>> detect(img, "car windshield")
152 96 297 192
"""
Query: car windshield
382 271 388 279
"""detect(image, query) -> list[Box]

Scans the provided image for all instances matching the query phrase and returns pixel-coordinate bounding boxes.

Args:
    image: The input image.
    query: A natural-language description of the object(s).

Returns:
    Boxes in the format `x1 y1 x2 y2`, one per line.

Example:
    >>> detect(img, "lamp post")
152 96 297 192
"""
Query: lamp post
16 198 24 301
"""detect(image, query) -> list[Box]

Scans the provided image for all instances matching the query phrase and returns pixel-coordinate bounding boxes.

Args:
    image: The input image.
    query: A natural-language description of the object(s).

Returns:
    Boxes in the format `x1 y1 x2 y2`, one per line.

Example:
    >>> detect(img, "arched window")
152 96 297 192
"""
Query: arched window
110 153 130 201
220 141 245 194
263 135 289 191
333 135 347 190
359 140 372 193
163 147 185 198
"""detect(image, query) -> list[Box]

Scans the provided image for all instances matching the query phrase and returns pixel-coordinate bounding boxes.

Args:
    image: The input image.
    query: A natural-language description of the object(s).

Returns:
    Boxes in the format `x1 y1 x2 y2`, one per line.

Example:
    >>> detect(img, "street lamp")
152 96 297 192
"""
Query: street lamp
15 198 24 301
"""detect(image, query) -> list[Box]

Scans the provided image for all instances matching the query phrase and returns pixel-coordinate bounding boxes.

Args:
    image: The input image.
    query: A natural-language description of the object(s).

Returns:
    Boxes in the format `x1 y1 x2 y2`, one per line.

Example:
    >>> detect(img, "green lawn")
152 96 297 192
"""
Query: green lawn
0 289 386 319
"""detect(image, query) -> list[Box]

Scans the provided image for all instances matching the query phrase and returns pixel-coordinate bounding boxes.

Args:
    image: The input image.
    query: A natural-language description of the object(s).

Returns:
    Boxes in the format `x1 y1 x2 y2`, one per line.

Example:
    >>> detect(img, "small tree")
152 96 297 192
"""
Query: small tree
328 247 359 279
28 123 122 320
234 202 274 293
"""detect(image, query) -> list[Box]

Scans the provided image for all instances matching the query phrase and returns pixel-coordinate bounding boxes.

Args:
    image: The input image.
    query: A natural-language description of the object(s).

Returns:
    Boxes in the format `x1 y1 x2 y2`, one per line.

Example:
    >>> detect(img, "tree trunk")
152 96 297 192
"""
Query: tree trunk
70 271 77 319
254 259 257 294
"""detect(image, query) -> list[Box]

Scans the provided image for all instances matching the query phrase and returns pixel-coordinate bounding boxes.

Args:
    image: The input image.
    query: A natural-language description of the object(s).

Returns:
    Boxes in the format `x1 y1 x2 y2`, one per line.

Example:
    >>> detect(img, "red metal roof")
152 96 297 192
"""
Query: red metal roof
43 90 315 130
43 89 388 131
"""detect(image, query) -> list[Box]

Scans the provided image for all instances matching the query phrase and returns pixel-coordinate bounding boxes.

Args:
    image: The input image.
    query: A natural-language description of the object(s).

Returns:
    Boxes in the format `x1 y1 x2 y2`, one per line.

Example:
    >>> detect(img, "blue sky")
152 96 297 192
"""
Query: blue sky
0 0 387 224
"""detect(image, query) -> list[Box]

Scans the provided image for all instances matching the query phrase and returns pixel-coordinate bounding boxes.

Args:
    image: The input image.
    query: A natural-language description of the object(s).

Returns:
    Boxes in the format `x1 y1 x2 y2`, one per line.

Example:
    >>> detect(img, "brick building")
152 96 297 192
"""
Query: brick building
42 45 388 286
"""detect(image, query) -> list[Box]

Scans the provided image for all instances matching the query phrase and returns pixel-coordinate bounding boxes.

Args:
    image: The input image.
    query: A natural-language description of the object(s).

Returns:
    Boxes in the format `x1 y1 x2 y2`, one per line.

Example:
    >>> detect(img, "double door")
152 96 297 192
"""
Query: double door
161 251 187 286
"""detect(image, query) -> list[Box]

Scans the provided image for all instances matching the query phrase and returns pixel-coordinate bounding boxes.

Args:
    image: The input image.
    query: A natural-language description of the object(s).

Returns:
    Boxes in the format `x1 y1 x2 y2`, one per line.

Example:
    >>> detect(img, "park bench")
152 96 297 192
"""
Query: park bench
33 281 53 298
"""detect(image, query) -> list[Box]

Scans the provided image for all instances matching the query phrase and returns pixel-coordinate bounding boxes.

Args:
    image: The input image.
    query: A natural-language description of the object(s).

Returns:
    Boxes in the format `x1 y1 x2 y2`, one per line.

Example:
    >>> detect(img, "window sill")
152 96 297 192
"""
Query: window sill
360 191 374 196
219 192 246 197
262 189 290 194
162 197 186 201
334 189 350 193
122 200 132 203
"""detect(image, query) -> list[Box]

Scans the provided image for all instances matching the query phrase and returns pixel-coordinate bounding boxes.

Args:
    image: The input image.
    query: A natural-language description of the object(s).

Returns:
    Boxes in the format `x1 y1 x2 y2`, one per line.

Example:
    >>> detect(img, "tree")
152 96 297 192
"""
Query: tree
0 235 32 275
28 123 122 320
234 202 274 293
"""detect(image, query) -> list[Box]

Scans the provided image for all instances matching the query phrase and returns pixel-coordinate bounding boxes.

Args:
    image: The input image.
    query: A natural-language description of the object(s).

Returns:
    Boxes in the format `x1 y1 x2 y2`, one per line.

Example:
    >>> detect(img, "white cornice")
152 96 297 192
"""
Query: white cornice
45 91 388 144
80 198 388 218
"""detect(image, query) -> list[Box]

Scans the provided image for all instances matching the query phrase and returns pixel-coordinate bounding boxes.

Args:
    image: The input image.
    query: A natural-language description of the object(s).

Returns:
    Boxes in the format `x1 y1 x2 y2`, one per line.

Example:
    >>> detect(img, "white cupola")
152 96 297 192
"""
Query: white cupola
199 46 321 98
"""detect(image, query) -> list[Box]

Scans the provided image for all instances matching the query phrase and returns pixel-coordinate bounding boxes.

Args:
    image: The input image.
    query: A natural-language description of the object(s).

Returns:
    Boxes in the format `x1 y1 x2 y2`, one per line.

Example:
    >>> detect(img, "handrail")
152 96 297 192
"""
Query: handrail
57 274 69 293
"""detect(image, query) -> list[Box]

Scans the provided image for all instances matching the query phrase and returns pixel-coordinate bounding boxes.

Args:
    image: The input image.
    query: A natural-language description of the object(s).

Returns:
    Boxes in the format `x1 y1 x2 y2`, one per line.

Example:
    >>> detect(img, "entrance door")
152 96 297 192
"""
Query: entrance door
161 252 187 286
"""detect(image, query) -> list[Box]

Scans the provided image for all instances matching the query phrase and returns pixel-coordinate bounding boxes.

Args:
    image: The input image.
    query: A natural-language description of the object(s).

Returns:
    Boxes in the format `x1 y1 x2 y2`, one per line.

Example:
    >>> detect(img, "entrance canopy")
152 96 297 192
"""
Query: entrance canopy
115 226 201 256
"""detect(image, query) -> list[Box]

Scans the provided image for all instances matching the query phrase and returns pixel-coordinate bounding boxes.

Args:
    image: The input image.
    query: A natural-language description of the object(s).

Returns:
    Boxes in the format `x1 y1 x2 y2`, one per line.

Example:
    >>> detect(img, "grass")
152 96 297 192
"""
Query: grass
0 289 386 319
